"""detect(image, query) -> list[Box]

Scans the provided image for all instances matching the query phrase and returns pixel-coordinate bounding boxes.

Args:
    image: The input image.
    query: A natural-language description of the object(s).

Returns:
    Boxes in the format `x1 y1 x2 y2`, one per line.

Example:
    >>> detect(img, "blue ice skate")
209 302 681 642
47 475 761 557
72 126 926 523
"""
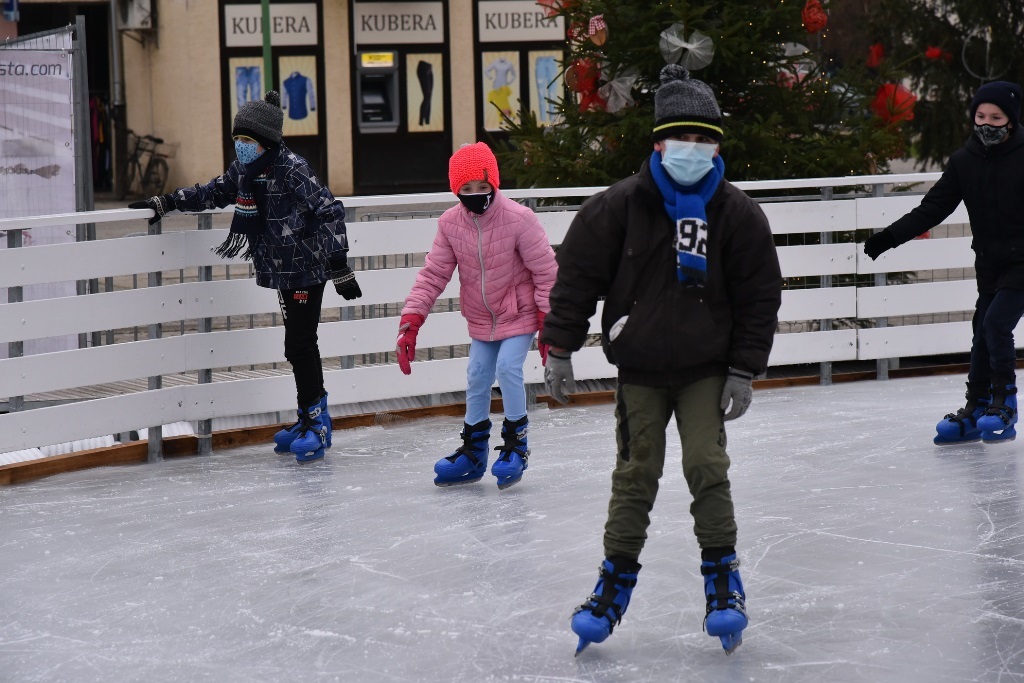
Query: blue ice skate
289 397 331 462
571 557 641 656
491 416 530 489
702 553 747 655
979 384 1017 443
434 419 491 486
275 393 332 454
934 384 989 445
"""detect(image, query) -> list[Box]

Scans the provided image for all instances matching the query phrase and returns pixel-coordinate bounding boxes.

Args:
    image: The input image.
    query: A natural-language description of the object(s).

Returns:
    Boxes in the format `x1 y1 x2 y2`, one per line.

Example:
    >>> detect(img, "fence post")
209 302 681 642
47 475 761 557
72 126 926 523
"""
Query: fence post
6 228 25 412
196 214 213 455
146 217 164 461
819 186 833 386
871 182 890 381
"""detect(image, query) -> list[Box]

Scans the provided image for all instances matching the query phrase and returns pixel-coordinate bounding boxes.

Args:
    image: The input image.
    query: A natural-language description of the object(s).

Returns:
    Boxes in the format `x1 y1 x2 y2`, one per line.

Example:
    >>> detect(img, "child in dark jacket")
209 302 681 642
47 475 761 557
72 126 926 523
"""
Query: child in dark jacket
129 91 362 462
865 81 1024 444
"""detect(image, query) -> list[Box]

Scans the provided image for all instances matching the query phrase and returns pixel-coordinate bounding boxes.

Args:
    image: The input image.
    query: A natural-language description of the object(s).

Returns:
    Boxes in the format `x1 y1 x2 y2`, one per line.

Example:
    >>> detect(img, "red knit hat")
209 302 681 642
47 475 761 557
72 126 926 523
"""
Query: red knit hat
448 142 500 195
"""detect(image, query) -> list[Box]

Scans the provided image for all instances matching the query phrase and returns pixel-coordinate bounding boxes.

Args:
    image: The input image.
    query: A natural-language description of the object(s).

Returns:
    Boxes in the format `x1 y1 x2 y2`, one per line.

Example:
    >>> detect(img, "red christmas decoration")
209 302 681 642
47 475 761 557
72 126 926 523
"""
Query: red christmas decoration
802 0 828 33
566 59 600 94
871 83 917 124
925 46 953 63
866 42 885 69
536 0 575 18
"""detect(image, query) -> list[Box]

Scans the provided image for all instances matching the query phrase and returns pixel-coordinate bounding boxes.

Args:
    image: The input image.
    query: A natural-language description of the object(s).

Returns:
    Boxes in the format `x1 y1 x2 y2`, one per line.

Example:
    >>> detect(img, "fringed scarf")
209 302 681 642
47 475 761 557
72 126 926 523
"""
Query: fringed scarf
648 150 725 287
213 146 280 260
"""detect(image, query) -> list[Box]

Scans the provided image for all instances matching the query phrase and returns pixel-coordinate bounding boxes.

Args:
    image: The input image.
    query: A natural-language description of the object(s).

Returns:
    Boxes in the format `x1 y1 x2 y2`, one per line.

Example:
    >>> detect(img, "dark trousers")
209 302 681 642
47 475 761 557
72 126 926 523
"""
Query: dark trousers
968 289 1024 388
603 377 737 561
277 282 326 408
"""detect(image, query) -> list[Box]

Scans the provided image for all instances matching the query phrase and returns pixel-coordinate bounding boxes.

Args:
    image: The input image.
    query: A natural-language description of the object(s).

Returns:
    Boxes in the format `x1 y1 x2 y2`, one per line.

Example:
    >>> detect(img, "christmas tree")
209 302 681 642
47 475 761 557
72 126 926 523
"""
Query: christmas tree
496 0 908 188
864 0 1024 169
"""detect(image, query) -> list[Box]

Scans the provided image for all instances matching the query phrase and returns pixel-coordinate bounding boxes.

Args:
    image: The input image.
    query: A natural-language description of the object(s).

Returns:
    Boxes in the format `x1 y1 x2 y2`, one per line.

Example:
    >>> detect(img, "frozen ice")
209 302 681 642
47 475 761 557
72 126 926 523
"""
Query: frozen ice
3 373 1024 682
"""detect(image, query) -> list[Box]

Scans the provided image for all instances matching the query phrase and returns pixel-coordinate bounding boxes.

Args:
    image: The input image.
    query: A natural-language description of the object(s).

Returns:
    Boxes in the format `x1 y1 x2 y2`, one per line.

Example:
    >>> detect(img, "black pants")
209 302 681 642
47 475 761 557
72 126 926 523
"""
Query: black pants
969 289 1024 388
278 282 326 408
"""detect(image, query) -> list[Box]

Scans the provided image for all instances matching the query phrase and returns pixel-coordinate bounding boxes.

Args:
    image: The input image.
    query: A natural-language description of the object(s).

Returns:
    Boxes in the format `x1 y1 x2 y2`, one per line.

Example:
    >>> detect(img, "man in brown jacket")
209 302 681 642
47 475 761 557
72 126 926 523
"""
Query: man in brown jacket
540 65 782 656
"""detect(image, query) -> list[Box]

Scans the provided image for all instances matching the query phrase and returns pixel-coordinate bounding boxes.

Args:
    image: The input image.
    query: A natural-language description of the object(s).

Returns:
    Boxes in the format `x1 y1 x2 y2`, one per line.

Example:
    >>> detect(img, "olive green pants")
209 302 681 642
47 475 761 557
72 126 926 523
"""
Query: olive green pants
603 377 737 560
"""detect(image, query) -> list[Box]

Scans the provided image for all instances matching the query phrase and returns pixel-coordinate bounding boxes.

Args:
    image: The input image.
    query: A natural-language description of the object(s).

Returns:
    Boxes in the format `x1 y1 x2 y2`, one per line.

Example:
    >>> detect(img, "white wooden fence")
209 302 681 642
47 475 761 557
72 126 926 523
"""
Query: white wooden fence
0 174 1013 459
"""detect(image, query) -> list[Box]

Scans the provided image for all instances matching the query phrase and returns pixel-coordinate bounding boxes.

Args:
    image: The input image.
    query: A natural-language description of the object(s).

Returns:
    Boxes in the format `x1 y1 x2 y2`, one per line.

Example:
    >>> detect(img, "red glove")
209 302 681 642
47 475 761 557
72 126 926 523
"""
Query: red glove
537 310 550 366
396 313 425 375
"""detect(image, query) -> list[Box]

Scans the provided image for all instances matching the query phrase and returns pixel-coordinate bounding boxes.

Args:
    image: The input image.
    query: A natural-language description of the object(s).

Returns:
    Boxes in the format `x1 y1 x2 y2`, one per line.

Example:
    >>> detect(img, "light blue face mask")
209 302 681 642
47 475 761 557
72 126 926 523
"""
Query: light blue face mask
661 140 718 186
234 139 265 165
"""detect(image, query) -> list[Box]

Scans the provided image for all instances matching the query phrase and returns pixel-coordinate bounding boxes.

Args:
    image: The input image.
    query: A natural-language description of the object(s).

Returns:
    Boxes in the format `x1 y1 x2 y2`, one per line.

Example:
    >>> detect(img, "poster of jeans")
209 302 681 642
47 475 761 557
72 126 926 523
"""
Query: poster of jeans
482 51 520 131
279 55 318 137
229 57 263 124
529 50 563 127
406 53 444 133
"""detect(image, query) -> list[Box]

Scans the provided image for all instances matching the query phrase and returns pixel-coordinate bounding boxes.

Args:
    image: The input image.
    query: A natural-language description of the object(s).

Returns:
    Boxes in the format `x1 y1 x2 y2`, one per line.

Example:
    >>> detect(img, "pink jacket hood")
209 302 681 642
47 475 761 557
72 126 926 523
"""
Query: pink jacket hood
402 190 557 341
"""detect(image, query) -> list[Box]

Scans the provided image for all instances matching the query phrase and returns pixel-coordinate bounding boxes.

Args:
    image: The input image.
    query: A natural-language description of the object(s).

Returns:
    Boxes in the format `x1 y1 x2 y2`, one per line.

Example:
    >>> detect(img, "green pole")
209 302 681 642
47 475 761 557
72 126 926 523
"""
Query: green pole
261 0 273 92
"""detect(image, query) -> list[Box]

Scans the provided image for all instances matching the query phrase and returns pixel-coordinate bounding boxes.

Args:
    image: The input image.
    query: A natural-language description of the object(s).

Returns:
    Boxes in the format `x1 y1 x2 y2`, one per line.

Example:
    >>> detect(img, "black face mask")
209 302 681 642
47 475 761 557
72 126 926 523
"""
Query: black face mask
457 191 495 215
975 123 1010 147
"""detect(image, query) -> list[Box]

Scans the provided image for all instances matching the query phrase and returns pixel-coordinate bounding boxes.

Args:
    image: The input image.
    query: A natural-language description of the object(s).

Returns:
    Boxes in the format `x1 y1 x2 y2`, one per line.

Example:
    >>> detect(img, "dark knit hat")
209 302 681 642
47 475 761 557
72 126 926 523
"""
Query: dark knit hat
970 81 1021 130
448 142 500 195
653 64 723 143
232 90 284 148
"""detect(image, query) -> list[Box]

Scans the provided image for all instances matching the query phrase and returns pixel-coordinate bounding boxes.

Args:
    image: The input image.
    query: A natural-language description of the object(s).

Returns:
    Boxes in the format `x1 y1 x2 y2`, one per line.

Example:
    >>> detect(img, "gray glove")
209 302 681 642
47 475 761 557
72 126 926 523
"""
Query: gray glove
544 350 577 404
720 368 754 421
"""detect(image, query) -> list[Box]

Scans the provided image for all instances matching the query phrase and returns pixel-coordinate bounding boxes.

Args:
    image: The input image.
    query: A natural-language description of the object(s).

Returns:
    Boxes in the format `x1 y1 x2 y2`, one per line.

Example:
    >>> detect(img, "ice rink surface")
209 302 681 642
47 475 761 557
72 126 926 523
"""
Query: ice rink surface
3 373 1024 683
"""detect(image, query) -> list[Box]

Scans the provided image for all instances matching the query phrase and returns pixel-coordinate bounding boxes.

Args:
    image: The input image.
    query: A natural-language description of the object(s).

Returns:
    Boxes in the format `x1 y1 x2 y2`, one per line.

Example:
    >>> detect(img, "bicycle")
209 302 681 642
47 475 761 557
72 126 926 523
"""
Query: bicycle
121 130 178 198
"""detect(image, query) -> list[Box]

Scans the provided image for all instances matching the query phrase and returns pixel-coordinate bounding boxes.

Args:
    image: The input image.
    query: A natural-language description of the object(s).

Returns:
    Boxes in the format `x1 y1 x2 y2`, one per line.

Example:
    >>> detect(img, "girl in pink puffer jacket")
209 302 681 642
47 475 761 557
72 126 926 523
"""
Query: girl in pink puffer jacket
396 142 557 489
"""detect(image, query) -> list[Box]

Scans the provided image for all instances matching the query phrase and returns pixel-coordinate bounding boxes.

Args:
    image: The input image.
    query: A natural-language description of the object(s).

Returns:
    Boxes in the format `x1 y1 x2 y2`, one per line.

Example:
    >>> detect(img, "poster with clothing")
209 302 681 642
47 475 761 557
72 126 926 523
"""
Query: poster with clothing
283 71 316 120
529 51 562 126
482 52 520 131
228 57 263 124
407 53 444 133
278 55 319 136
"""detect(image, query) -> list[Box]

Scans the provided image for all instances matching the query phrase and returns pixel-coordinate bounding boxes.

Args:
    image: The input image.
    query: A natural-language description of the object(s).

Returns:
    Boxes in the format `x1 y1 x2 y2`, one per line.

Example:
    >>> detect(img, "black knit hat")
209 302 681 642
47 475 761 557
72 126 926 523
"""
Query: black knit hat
232 90 284 148
653 64 723 143
970 81 1021 130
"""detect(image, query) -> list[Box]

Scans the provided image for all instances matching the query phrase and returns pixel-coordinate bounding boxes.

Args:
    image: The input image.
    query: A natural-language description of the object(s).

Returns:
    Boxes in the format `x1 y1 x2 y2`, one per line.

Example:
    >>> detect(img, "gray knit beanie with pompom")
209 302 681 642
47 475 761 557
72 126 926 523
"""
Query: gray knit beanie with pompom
232 90 284 148
653 64 723 142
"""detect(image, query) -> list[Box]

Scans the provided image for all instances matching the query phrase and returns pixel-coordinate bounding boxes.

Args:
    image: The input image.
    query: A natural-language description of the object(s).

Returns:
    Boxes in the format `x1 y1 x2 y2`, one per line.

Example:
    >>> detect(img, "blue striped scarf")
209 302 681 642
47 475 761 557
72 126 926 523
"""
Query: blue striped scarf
648 150 724 286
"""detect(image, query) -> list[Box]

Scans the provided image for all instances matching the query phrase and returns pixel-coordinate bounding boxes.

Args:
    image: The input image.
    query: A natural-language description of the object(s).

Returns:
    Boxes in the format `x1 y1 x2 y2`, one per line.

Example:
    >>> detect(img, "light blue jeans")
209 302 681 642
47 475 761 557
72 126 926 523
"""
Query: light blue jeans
465 333 535 424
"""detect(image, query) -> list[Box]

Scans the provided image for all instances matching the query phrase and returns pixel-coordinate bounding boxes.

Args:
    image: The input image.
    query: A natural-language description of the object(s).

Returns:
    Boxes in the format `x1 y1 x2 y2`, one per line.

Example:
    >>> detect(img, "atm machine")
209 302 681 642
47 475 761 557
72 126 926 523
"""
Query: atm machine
355 51 399 134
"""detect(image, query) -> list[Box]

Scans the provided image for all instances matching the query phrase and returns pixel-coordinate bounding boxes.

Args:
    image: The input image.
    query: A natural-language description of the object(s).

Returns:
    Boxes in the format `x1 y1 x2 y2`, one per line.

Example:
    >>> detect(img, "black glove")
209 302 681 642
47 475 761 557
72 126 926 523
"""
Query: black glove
720 368 754 421
864 229 897 260
544 350 577 404
331 263 362 300
128 194 175 226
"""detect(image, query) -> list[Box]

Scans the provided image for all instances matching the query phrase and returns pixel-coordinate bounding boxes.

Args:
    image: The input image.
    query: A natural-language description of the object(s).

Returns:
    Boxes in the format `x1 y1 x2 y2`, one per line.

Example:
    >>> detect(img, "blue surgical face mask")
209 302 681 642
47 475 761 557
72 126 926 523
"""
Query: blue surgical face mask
234 139 265 165
661 140 718 186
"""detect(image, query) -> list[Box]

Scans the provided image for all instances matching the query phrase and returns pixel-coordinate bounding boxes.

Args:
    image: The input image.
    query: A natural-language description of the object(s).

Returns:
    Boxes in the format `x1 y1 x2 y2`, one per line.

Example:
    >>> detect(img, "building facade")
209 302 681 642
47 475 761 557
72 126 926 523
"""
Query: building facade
9 0 567 196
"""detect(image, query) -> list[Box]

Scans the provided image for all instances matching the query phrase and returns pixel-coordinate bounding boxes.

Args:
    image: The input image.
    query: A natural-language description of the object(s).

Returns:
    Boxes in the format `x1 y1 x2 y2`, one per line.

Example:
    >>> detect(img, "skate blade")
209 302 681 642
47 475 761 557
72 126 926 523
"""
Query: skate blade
295 448 325 462
434 476 484 487
574 637 591 657
982 429 1016 443
933 435 981 445
496 475 523 490
719 633 742 655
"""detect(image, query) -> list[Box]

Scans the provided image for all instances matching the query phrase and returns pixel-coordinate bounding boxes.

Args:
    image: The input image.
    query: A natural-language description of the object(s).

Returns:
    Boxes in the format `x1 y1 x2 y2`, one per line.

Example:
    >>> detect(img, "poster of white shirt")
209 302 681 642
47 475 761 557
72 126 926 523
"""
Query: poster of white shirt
482 51 520 131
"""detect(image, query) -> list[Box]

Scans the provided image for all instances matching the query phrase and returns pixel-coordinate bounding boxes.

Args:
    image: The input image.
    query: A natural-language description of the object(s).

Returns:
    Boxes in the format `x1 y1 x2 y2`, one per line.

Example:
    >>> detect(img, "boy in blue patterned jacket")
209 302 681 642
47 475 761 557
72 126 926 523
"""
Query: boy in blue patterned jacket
130 90 361 462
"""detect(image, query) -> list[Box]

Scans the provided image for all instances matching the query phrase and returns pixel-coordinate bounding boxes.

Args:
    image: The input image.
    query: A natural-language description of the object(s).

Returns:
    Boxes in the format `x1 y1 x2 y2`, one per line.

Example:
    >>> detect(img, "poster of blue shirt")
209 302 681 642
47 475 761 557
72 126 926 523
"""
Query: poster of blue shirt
278 55 318 136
